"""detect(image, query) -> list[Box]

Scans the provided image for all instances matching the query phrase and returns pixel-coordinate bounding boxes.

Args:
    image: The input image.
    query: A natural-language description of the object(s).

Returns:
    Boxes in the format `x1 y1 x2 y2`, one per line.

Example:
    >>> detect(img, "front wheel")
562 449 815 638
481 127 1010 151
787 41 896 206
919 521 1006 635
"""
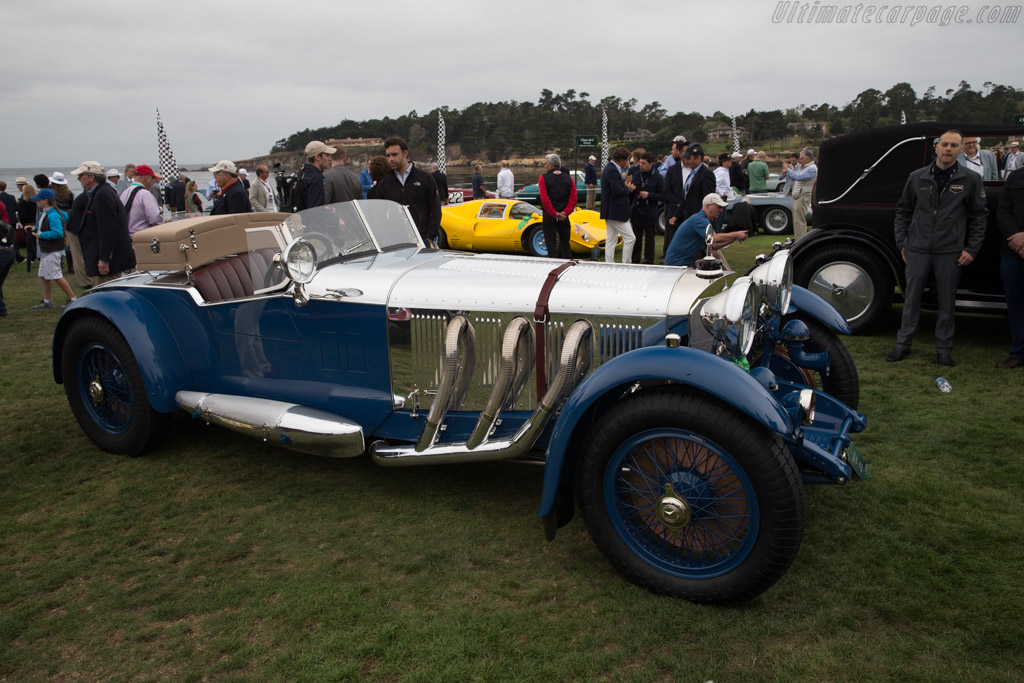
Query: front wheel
772 315 860 409
794 244 894 334
437 228 449 250
760 207 792 235
575 388 805 604
62 316 168 456
523 225 548 257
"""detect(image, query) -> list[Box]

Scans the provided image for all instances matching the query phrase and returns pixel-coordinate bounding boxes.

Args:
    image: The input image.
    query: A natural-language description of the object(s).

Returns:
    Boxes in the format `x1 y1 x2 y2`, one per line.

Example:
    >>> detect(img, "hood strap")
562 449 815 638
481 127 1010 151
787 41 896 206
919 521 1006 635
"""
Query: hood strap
534 260 579 395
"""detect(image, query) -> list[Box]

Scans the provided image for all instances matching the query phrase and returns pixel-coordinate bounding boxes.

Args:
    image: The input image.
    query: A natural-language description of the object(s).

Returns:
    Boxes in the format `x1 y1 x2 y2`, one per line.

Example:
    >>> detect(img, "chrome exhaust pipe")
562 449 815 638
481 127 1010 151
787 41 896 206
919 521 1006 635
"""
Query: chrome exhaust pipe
466 316 535 449
176 391 364 458
372 319 593 466
415 315 476 452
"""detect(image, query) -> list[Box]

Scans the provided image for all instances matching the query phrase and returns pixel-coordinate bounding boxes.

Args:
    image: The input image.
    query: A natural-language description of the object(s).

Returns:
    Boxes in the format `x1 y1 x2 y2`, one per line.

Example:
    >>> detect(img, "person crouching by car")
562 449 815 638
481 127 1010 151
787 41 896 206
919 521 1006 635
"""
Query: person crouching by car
28 189 76 309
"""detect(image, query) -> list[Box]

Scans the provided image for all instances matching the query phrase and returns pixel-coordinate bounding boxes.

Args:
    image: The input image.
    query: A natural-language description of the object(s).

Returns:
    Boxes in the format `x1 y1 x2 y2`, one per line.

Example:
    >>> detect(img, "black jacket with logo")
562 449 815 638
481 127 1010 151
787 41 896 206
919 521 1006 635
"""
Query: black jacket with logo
894 162 987 256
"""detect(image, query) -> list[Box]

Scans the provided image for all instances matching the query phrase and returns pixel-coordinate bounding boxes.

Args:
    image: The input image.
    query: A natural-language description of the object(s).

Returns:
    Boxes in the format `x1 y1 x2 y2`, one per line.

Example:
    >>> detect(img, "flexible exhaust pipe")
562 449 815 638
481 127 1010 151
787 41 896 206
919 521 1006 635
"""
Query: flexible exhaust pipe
372 319 593 466
415 315 476 452
466 316 535 449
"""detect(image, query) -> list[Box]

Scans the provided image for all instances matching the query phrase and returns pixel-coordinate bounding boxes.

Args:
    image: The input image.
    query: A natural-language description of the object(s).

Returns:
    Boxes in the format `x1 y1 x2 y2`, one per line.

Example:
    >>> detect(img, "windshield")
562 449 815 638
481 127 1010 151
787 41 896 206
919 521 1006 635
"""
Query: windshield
248 200 422 266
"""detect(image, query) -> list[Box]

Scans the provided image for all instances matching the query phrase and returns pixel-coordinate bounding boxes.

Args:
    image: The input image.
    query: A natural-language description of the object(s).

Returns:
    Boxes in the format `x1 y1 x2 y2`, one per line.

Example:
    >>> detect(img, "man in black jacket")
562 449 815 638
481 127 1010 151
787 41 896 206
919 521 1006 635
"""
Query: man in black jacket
70 161 136 281
538 153 577 259
662 138 688 257
996 167 1024 369
671 144 717 227
887 130 987 367
374 137 441 245
600 146 636 263
298 141 335 209
629 152 665 264
208 160 252 215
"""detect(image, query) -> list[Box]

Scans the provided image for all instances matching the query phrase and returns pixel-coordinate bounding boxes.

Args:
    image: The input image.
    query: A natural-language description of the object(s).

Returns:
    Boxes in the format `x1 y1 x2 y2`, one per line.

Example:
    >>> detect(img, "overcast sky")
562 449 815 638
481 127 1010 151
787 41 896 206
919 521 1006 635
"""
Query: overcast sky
4 0 1020 168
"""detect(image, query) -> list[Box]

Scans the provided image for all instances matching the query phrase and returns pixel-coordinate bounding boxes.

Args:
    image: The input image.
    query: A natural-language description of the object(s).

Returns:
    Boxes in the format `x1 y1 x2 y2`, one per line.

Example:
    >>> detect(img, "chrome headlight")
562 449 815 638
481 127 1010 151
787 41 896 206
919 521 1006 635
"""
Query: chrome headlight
748 249 793 314
700 277 760 356
282 238 318 284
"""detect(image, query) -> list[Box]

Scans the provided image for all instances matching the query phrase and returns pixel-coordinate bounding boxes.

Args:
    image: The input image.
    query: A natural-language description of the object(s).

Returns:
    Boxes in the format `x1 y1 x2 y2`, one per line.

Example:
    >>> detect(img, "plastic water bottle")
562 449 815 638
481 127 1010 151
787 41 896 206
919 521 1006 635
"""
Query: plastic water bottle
935 377 952 393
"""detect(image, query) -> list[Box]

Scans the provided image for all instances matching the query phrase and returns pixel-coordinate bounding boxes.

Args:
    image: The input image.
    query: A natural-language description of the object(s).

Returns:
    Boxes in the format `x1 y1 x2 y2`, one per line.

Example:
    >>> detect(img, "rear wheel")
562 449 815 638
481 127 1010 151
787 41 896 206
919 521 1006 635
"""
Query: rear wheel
437 228 449 250
760 207 792 235
575 388 805 604
62 316 168 456
524 225 548 257
794 244 894 334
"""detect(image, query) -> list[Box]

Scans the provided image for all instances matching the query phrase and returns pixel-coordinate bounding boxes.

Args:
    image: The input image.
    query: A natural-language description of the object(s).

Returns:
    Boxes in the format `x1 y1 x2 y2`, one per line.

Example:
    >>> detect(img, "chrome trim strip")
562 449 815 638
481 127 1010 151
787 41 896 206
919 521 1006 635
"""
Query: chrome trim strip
817 136 927 205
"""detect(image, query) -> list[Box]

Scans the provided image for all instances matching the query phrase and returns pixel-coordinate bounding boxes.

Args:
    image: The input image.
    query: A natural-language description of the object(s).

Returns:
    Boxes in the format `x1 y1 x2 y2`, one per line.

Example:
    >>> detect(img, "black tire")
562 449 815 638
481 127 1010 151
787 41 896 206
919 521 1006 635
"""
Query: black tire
793 244 894 334
437 228 449 250
575 388 805 604
523 225 548 257
656 208 667 235
776 315 860 409
62 316 168 456
760 207 792 235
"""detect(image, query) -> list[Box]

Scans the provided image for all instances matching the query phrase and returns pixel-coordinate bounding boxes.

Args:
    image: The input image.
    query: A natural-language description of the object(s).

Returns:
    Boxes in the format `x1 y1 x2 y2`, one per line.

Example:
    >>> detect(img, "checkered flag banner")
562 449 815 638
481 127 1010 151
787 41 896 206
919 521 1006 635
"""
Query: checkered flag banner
156 108 178 192
601 107 609 168
437 113 446 174
901 109 907 125
732 117 740 153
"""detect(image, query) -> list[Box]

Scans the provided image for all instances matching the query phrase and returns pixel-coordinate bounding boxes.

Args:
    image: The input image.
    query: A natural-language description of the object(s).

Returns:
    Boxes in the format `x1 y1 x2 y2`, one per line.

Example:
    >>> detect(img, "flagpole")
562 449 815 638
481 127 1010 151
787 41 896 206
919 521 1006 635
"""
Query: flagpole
156 108 179 212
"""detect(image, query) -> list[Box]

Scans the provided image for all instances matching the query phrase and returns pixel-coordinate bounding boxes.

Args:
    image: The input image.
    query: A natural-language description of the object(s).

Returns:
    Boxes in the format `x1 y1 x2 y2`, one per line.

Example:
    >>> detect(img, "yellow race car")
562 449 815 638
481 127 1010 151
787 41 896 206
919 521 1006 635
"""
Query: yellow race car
439 199 614 258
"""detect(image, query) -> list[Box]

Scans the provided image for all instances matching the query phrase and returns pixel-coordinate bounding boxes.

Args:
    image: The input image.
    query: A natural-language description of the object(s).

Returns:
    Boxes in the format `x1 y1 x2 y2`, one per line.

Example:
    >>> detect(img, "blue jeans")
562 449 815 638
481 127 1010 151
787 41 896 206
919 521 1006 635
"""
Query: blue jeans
0 248 15 314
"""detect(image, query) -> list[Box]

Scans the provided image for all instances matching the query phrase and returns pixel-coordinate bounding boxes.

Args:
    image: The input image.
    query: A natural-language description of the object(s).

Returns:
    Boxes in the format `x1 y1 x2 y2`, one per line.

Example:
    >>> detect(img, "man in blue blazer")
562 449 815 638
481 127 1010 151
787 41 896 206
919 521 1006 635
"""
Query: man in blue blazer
600 146 637 263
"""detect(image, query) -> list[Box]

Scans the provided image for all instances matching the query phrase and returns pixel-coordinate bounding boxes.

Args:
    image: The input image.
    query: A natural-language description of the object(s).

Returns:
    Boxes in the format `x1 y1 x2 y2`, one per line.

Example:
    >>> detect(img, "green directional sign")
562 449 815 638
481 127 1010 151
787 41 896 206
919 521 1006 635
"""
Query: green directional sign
576 135 598 148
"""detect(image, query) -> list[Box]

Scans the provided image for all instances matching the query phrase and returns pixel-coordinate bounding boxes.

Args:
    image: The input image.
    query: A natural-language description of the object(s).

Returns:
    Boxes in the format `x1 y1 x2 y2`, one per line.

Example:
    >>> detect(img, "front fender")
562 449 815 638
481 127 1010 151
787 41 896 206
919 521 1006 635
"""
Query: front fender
537 346 794 519
786 285 852 334
53 291 190 413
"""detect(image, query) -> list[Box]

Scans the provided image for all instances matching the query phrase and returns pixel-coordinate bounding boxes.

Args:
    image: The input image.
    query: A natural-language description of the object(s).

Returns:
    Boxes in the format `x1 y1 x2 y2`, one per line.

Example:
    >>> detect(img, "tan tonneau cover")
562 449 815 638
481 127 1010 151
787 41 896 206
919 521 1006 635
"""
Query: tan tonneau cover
132 212 290 272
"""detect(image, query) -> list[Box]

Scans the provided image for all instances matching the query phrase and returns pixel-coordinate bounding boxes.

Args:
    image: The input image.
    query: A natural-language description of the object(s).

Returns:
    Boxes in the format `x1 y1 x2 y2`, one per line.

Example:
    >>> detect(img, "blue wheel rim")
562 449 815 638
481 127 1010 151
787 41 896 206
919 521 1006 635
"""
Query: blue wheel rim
531 229 548 257
604 428 759 578
78 342 134 434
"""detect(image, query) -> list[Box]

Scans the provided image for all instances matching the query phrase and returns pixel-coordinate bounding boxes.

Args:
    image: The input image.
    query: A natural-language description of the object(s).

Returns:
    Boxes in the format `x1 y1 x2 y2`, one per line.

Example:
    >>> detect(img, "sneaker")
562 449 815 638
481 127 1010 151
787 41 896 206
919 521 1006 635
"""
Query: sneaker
61 299 77 309
31 300 54 309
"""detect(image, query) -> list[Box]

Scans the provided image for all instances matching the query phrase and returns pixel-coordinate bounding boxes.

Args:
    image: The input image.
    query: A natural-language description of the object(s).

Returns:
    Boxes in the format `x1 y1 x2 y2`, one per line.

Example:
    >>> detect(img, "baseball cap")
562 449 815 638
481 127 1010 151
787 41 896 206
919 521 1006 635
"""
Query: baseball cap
71 161 104 176
135 164 161 179
746 149 756 155
730 152 743 159
672 135 688 143
208 160 238 174
304 140 338 157
238 168 248 175
32 188 56 202
681 143 705 159
702 193 728 207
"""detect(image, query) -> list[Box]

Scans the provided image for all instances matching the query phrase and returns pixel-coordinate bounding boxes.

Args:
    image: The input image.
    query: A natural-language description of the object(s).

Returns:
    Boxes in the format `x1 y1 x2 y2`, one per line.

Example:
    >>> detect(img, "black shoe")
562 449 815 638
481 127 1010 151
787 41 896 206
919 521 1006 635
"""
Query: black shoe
996 357 1024 369
937 353 955 367
886 347 909 362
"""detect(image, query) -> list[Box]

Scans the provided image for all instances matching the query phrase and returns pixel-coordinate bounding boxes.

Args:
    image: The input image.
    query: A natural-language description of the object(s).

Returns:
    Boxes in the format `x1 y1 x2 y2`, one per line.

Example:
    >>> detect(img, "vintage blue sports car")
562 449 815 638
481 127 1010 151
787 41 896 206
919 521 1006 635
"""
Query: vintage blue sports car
52 200 866 604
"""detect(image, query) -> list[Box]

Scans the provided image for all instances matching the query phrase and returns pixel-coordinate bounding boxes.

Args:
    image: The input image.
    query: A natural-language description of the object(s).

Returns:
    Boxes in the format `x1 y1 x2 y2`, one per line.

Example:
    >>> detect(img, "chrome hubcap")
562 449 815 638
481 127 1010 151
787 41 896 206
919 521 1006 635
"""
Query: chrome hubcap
656 483 691 529
89 379 104 404
809 261 874 321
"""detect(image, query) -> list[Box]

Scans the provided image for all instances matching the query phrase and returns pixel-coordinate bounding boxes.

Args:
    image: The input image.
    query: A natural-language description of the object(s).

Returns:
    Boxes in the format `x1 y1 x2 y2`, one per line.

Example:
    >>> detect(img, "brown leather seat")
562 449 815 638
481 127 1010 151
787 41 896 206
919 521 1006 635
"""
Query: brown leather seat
190 248 278 303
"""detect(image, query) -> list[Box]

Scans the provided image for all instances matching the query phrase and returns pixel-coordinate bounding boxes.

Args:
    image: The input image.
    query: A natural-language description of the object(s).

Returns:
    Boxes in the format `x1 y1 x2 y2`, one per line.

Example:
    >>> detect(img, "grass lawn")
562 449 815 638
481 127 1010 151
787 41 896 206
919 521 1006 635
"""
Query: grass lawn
2 238 1023 681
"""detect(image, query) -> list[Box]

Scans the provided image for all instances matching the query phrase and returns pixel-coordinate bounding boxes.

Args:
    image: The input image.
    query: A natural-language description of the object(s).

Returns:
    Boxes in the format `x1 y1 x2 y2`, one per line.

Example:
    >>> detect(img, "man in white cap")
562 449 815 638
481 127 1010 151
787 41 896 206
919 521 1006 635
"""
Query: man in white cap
238 168 250 190
292 141 336 210
1004 141 1022 178
584 154 598 210
665 193 748 267
208 160 251 215
729 151 745 191
106 168 121 191
69 161 135 281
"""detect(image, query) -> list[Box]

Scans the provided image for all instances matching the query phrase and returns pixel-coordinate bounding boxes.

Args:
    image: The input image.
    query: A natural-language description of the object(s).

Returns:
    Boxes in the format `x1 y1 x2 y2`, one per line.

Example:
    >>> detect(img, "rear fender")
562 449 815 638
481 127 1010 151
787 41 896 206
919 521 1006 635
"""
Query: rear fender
537 346 793 520
53 292 190 413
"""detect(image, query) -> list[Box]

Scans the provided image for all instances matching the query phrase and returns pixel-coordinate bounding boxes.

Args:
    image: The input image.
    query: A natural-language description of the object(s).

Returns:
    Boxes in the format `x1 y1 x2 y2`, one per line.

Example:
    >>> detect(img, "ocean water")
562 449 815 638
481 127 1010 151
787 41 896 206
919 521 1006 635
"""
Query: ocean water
0 166 217 197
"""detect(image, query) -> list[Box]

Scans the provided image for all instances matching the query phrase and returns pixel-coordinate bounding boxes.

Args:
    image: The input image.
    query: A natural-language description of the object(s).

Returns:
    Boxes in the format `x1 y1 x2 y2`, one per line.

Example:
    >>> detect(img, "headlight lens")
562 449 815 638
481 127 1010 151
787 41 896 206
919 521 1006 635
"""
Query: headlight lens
282 238 318 284
748 249 793 313
700 277 760 356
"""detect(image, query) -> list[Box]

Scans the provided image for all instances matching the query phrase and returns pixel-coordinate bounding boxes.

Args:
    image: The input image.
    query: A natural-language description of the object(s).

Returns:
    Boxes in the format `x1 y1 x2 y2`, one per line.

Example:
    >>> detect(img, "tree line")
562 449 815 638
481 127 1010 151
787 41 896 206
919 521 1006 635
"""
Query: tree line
270 82 1023 161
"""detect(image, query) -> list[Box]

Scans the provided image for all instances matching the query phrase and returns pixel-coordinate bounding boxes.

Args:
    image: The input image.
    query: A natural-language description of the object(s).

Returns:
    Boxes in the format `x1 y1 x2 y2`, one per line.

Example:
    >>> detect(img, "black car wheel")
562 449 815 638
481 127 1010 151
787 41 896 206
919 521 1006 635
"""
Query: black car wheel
62 316 168 456
760 207 792 235
437 228 449 250
774 315 860 409
656 209 667 235
523 225 548 257
575 388 805 604
794 244 894 334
